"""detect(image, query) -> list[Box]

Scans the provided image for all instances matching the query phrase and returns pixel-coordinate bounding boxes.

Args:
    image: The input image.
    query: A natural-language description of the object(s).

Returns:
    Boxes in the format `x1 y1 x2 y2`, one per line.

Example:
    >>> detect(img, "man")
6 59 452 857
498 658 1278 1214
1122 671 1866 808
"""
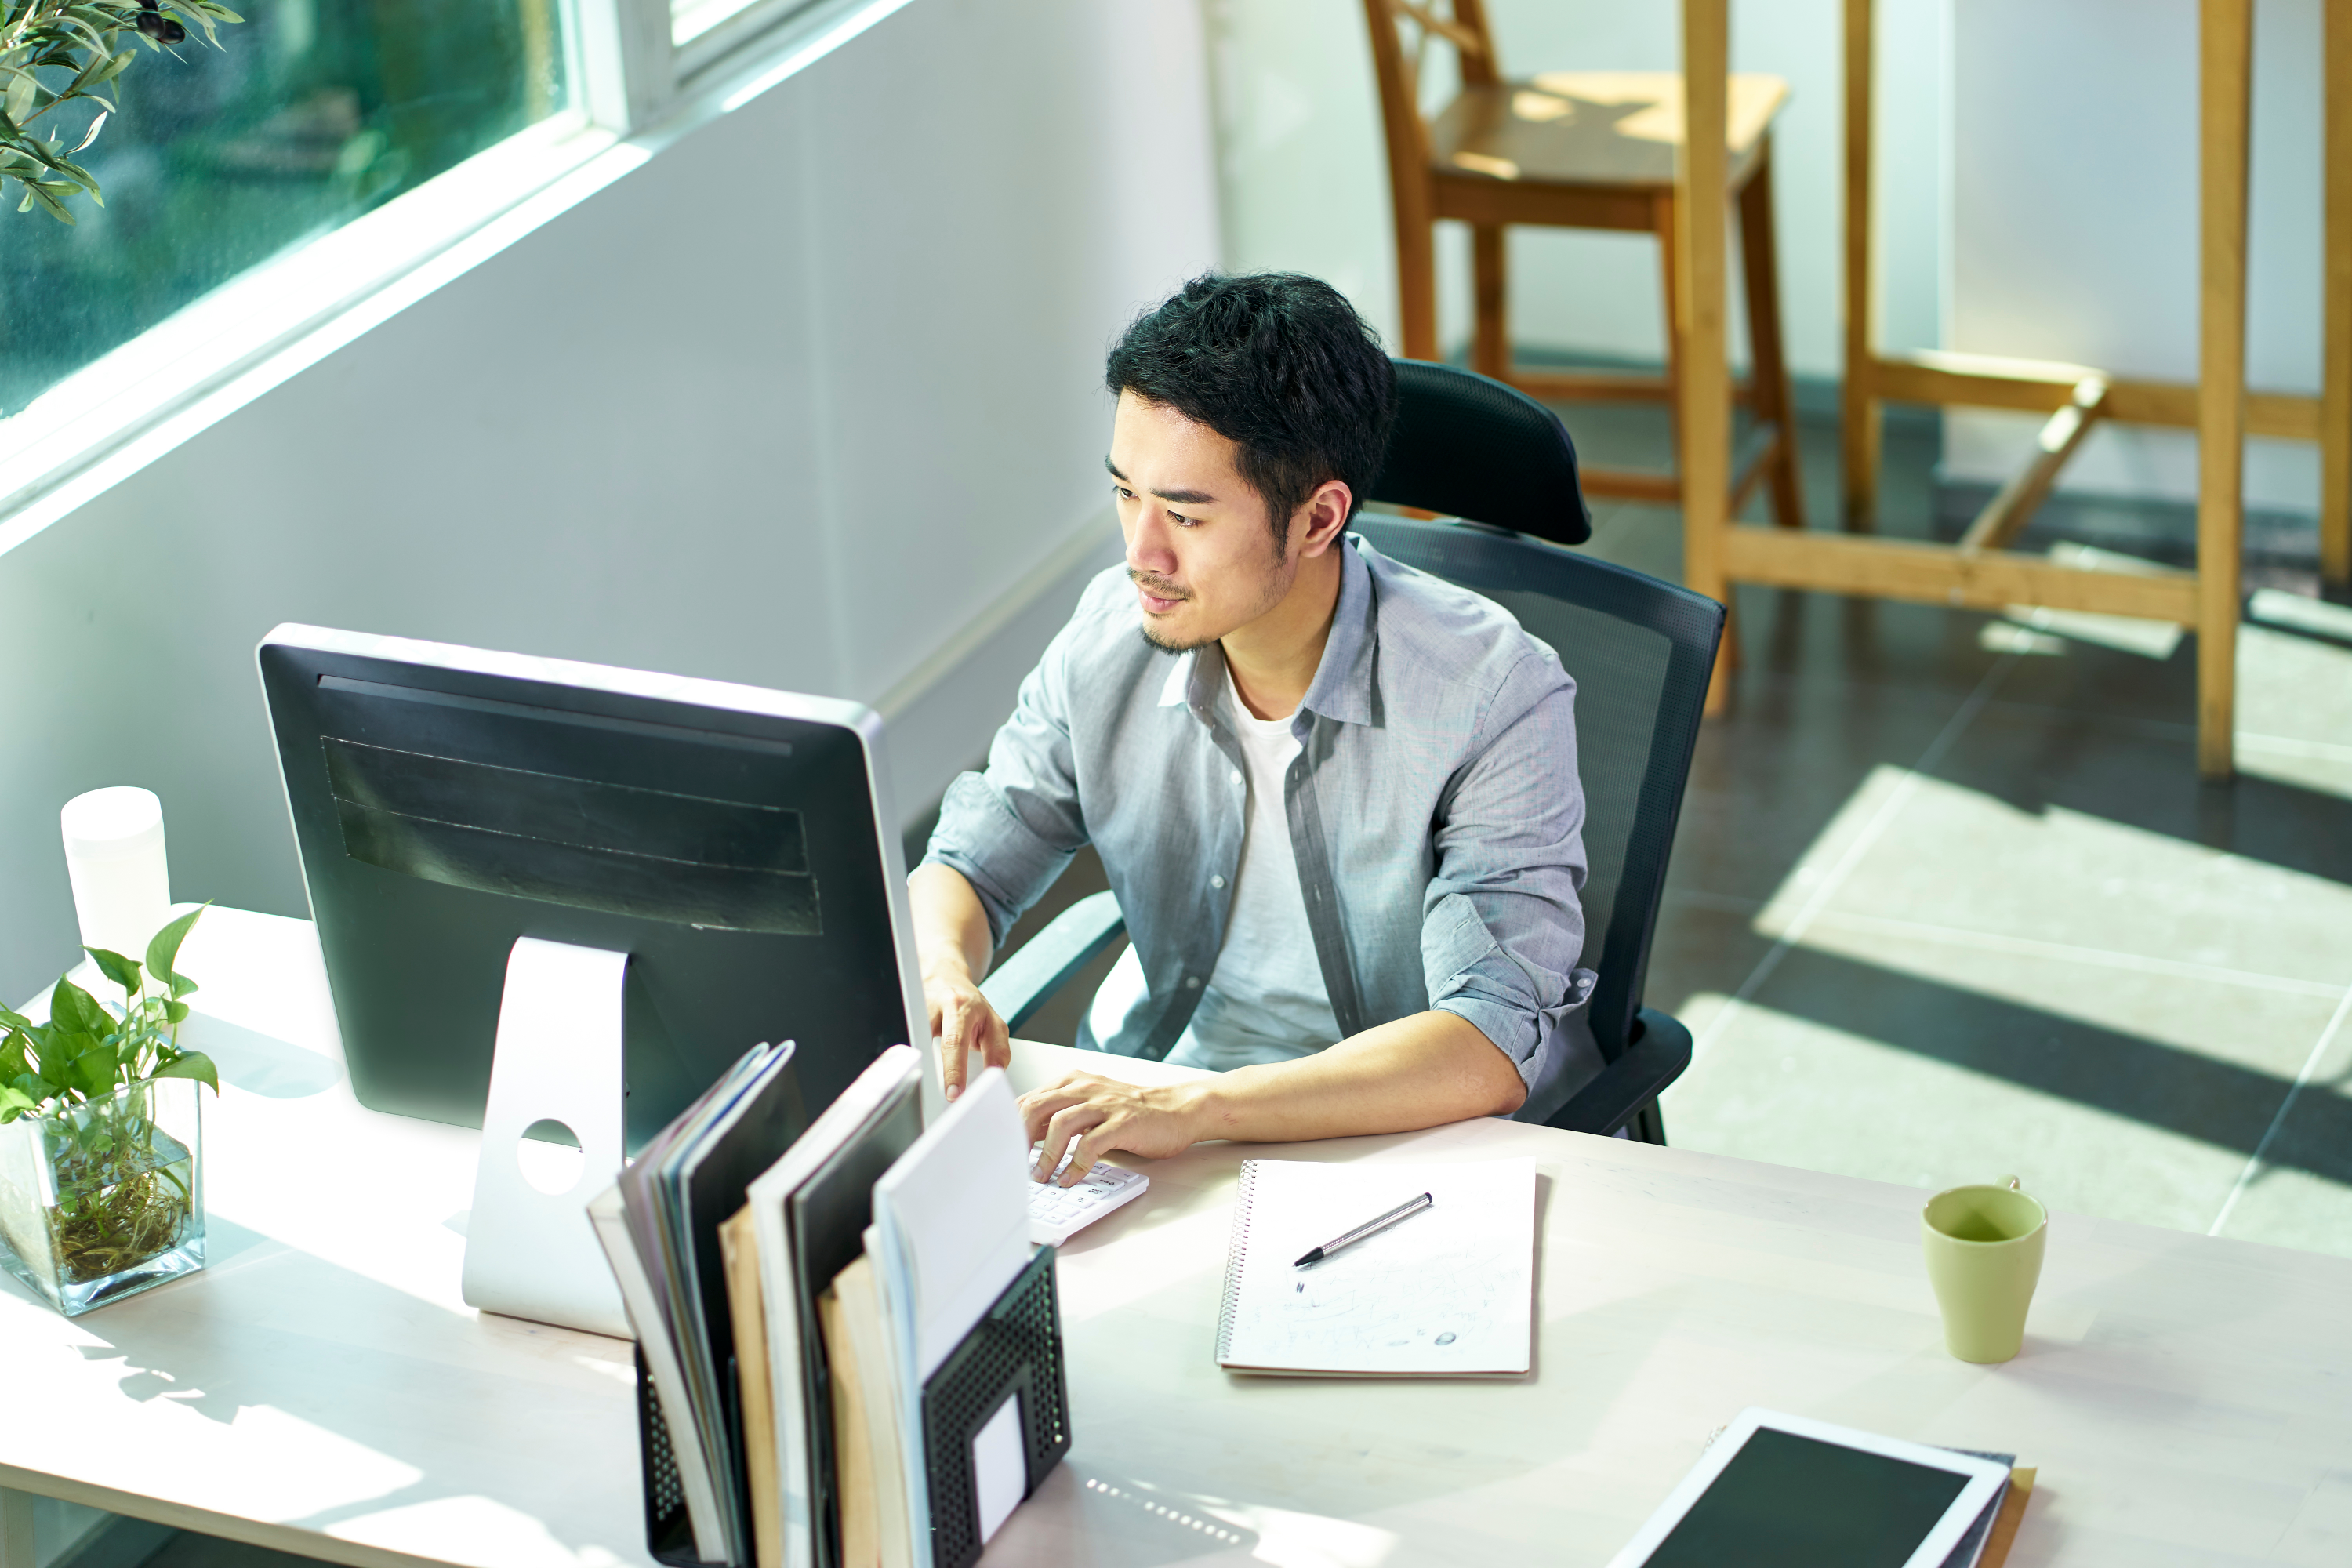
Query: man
912 272 1601 1184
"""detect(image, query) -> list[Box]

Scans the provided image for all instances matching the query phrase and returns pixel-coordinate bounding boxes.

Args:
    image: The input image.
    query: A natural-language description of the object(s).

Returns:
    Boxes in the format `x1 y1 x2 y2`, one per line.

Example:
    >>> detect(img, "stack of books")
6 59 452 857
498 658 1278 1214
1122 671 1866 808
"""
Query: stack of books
590 1048 1047 1568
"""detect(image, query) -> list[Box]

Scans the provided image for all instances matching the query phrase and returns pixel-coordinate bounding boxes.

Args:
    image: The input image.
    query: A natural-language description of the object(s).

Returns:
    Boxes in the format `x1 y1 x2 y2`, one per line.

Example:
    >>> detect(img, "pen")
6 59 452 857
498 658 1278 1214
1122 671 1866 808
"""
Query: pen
1294 1192 1434 1267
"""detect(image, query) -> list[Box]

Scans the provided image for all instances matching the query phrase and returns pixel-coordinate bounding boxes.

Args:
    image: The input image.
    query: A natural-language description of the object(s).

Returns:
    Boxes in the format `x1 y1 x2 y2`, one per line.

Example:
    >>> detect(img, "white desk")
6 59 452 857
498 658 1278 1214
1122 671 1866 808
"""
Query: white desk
5 908 2349 1568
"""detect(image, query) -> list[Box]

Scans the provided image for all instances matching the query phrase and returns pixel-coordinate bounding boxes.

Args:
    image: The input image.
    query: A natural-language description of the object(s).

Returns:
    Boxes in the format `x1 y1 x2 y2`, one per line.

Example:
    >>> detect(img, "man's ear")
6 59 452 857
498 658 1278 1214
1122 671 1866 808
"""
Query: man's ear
1293 479 1355 559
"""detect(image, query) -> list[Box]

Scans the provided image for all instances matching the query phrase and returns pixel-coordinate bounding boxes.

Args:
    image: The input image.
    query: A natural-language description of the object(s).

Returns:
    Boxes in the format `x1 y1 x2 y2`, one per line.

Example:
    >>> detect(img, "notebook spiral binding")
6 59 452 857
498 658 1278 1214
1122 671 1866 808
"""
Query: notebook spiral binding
1214 1159 1262 1363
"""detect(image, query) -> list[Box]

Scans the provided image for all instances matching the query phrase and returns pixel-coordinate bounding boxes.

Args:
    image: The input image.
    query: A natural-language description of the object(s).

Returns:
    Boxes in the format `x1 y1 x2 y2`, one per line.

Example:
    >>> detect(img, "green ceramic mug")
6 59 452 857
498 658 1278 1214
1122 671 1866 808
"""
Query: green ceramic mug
1921 1176 2047 1363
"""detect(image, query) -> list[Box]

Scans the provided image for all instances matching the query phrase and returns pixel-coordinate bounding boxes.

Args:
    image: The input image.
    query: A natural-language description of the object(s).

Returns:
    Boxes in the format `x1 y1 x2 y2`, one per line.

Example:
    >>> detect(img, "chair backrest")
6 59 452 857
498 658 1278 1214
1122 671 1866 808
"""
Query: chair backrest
1359 0 1500 221
1374 358 1592 546
1356 365 1722 1066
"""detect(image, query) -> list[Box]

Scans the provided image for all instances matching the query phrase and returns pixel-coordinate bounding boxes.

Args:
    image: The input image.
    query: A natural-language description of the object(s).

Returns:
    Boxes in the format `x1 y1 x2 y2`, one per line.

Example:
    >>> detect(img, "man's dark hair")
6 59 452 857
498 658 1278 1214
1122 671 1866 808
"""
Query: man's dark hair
1105 273 1397 553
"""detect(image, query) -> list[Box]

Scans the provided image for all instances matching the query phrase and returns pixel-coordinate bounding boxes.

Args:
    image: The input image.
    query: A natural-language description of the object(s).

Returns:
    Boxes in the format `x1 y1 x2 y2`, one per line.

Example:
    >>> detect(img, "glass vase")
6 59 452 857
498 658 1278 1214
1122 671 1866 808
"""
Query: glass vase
0 1076 205 1316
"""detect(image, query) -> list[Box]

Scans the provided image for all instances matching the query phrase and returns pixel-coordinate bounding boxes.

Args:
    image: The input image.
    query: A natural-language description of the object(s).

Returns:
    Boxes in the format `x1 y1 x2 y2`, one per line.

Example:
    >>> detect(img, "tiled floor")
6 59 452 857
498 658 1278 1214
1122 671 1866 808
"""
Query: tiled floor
1566 397 2352 1261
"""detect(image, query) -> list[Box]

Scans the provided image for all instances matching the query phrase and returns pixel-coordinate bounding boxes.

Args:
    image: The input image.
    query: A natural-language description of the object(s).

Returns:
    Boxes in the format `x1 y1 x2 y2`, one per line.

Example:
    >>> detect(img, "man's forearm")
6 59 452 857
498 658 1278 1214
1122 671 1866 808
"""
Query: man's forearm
909 862 995 982
1176 1011 1526 1144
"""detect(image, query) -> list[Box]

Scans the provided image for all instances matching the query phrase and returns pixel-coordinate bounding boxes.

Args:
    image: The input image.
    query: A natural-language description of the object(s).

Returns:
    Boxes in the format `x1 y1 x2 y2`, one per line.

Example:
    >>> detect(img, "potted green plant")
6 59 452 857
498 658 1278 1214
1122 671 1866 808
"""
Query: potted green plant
0 905 219 1316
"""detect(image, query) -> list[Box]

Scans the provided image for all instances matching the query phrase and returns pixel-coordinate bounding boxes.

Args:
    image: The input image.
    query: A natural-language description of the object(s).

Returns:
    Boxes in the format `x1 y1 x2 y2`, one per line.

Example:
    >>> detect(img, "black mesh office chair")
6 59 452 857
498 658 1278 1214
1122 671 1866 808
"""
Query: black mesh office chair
978 360 1723 1142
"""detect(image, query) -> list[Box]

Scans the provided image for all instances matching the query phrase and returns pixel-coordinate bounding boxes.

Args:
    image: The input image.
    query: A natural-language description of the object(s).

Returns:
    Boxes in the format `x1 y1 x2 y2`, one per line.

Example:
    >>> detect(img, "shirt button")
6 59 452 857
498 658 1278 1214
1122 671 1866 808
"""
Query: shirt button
1185 975 1203 989
1230 769 1243 786
1210 875 1226 889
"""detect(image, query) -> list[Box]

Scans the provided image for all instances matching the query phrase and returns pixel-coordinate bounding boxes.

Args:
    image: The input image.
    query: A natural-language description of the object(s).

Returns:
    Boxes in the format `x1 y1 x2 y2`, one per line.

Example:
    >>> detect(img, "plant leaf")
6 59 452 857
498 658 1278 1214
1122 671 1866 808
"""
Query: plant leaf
0 1007 35 1033
68 103 104 150
163 1000 189 1024
0 1084 36 1121
4 71 33 126
67 1041 118 1097
150 1051 218 1094
34 1031 80 1086
51 976 110 1036
23 176 74 222
85 946 143 994
145 905 205 987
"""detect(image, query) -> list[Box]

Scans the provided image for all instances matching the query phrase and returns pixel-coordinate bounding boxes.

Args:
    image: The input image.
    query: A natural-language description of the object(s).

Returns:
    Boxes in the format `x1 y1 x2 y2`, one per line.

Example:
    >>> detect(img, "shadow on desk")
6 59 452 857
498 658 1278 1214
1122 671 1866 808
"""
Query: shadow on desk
7 1225 640 1564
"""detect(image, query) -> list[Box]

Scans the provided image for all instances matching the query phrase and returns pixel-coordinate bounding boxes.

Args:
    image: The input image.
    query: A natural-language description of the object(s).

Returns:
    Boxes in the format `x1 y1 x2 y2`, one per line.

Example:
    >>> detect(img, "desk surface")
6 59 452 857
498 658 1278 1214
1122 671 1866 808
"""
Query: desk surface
5 908 2347 1568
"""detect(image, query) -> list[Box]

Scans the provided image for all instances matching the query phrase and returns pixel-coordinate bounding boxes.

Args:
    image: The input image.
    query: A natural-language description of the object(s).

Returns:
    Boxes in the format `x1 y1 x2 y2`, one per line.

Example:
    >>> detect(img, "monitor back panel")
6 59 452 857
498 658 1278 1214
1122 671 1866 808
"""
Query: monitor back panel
260 633 913 1146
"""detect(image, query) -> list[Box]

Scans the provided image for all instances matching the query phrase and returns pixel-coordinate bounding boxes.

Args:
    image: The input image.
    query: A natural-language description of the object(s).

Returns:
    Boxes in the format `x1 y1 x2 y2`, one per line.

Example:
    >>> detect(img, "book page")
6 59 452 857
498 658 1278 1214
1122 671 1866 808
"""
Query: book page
1220 1159 1535 1376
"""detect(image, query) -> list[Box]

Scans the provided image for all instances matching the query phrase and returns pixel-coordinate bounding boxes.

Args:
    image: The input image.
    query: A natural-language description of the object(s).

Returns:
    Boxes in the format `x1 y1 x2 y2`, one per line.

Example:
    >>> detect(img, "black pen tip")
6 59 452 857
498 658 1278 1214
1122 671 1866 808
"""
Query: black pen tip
1293 1249 1320 1268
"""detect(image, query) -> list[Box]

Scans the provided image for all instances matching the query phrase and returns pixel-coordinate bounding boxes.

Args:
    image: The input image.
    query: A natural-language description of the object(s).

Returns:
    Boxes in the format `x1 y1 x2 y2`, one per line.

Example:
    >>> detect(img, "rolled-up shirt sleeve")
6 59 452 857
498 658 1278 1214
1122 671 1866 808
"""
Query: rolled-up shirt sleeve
1419 650 1595 1092
920 620 1092 951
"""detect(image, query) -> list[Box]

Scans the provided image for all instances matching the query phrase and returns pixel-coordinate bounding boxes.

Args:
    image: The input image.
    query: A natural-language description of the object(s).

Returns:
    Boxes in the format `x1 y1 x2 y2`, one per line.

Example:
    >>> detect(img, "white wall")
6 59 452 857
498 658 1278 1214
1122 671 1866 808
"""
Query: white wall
1945 0 2324 513
0 0 1216 1005
1205 0 1953 378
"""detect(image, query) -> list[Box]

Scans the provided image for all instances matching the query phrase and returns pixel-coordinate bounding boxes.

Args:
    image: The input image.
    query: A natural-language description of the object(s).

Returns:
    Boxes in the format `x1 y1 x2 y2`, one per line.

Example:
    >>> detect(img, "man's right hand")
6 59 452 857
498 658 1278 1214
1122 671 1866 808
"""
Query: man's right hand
927 961 1011 1102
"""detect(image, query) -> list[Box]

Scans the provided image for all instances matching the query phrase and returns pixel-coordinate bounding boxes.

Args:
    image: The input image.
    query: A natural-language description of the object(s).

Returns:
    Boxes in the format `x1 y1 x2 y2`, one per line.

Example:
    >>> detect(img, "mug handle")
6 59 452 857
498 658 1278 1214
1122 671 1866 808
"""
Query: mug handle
2001 1175 2022 1191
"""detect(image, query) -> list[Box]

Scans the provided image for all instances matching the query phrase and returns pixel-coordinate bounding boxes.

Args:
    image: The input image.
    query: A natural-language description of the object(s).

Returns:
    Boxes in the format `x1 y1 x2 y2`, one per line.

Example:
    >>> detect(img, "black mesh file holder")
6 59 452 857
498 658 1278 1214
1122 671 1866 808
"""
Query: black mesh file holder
636 1247 1070 1568
636 1348 727 1568
920 1245 1072 1568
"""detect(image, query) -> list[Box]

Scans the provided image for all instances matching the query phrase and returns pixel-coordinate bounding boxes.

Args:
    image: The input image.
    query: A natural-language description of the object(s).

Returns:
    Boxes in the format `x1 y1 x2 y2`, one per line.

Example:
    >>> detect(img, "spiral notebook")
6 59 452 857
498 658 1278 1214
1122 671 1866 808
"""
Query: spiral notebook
1215 1158 1537 1377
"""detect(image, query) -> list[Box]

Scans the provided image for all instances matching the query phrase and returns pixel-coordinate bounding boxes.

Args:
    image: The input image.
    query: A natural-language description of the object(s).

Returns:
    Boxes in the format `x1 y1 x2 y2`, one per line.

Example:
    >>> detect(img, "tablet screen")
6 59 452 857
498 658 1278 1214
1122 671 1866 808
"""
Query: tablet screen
1642 1428 1973 1568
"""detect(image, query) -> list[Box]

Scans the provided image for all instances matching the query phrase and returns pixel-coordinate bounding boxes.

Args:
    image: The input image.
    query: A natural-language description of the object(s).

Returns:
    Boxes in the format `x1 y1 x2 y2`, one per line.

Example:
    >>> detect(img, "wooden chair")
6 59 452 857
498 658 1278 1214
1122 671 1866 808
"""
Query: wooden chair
1361 0 1805 531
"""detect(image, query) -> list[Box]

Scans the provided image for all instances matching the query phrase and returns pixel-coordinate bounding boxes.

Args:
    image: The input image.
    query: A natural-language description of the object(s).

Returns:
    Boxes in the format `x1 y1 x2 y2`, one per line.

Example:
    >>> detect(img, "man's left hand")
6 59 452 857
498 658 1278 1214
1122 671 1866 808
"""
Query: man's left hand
1020 1071 1203 1185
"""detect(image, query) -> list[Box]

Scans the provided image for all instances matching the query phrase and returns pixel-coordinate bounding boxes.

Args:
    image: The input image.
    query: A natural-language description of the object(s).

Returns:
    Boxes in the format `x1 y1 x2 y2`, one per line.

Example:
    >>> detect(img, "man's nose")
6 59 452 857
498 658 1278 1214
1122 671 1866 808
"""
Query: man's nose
1127 510 1178 574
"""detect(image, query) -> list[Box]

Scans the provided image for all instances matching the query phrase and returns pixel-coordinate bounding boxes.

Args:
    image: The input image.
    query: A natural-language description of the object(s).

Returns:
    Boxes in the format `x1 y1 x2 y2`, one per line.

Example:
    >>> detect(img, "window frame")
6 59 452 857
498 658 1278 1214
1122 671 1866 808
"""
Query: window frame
0 0 916 557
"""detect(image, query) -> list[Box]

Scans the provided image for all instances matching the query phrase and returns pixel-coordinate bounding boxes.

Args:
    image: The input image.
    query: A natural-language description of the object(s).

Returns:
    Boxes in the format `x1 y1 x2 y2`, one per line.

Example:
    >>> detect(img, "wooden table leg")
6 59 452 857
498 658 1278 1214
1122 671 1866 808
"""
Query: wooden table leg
1841 0 1881 532
2324 0 2350 587
1679 0 1734 712
2198 0 2252 779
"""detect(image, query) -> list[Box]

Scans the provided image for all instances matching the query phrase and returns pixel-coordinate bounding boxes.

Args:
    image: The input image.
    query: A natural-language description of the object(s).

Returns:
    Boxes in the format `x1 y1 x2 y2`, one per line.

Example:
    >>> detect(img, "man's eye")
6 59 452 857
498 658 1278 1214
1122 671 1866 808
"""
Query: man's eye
1169 512 1196 528
1113 485 1135 500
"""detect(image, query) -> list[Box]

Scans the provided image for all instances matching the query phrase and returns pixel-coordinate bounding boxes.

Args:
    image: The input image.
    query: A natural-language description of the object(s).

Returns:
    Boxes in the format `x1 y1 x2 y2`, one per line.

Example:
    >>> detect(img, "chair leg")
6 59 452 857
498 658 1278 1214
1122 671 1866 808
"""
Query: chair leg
1396 205 1441 361
1472 225 1511 381
1654 192 1686 481
1841 0 1882 532
1631 1101 1668 1145
2323 0 2350 587
1659 191 1740 673
1739 137 1807 530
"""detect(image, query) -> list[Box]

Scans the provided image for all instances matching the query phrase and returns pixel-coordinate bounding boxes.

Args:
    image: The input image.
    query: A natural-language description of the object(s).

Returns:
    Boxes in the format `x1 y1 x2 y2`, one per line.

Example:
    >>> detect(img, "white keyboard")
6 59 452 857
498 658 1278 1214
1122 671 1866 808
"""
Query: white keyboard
1027 1157 1149 1247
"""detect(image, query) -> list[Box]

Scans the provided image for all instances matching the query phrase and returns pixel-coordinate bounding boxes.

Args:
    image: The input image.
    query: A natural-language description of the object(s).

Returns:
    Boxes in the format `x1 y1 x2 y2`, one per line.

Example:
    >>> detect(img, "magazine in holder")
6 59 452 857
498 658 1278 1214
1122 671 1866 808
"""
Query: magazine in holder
633 1246 1072 1568
461 935 632 1339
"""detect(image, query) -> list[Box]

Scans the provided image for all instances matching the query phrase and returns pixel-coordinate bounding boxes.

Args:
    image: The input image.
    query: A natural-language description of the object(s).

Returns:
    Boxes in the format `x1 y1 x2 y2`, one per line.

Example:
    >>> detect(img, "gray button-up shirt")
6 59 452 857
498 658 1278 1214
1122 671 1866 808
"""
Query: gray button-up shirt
924 533 1602 1120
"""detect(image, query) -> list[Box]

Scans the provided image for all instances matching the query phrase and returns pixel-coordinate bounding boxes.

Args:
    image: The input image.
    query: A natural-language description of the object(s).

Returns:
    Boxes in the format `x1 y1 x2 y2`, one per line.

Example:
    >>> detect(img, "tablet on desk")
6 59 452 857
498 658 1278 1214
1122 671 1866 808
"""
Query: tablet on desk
1607 1410 2013 1568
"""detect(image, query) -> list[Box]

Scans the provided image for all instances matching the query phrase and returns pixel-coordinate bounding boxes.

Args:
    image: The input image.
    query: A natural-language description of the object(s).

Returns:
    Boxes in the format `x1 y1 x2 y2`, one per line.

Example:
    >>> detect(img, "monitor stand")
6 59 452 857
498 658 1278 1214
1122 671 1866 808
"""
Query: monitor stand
460 936 633 1338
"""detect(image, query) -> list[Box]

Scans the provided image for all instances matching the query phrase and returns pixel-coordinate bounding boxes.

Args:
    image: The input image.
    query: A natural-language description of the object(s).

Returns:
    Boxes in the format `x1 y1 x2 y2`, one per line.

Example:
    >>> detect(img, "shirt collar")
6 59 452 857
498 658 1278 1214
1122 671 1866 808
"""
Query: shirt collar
1159 535 1376 727
1297 534 1374 727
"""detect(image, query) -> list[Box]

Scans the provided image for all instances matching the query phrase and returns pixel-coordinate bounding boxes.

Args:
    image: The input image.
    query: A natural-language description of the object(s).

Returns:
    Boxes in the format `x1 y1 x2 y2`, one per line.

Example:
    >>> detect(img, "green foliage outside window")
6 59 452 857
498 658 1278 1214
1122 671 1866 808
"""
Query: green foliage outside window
0 0 568 417
2 0 247 223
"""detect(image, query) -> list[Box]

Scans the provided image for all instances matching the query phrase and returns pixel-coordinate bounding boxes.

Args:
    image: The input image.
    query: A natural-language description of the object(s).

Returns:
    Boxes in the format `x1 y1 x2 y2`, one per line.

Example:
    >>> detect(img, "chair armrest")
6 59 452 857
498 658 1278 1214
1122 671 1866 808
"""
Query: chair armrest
1544 1007 1693 1139
978 891 1127 1034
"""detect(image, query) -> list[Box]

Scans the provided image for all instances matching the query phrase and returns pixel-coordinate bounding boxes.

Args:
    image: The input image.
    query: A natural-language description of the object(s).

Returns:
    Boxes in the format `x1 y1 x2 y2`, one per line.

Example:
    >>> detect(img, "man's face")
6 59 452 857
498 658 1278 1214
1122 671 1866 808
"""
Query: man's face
1107 391 1300 653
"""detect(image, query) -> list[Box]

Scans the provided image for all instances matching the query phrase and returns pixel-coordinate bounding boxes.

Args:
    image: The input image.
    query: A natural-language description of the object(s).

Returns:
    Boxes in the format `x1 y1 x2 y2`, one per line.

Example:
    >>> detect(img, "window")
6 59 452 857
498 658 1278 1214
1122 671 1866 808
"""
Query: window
670 0 844 84
0 0 572 419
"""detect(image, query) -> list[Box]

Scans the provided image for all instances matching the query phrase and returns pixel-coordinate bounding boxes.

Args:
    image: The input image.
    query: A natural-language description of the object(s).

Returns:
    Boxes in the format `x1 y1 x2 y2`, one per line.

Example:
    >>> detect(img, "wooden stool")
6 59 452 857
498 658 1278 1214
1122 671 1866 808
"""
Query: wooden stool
1361 0 1806 535
1667 0 2346 777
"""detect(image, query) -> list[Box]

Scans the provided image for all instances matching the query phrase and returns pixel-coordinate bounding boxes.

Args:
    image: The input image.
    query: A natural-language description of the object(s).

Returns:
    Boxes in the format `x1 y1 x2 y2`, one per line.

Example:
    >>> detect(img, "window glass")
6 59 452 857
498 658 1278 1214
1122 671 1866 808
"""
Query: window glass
0 0 569 419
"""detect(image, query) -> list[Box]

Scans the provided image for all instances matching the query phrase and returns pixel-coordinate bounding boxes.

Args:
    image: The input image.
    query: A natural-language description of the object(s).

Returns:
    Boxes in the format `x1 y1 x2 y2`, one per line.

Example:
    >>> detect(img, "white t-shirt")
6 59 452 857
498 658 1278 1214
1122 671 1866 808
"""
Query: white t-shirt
1101 662 1341 1071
